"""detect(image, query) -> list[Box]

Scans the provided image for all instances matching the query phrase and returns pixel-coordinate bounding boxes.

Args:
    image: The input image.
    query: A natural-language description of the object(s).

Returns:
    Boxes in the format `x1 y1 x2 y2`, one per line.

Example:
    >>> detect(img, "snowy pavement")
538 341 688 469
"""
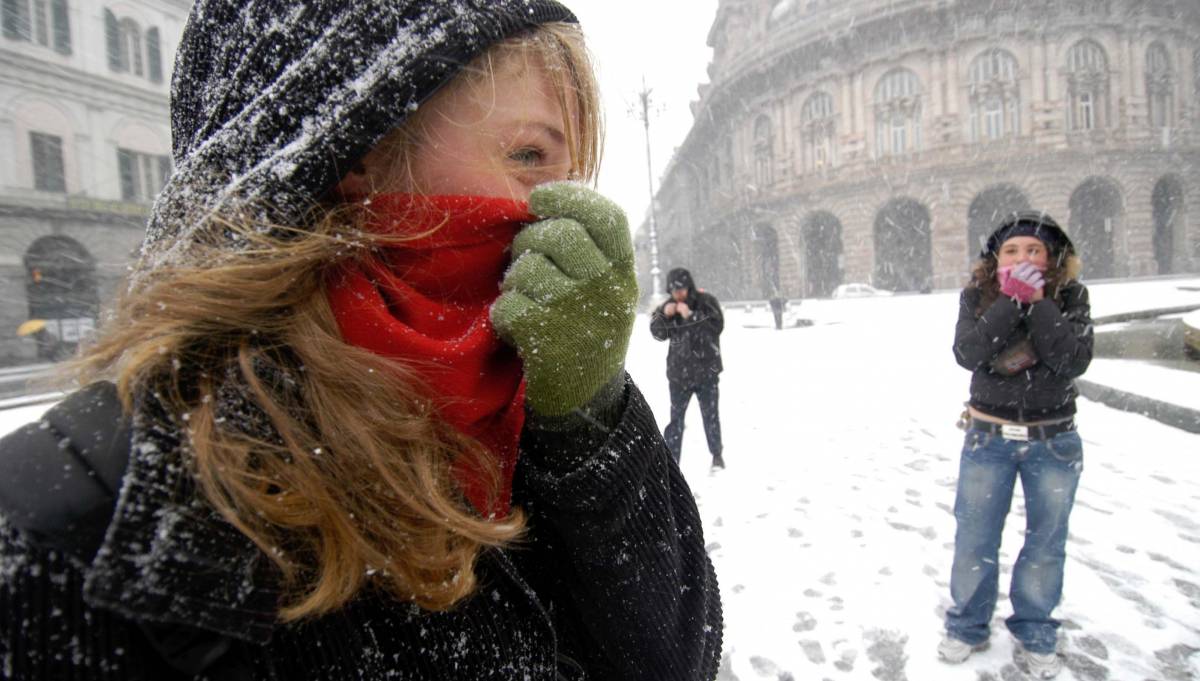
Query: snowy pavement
0 281 1196 680
626 282 1200 681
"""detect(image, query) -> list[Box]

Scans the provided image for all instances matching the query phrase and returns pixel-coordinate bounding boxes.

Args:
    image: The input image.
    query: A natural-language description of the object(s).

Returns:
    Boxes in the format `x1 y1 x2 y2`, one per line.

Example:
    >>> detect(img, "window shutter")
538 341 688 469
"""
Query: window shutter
105 8 121 70
3 0 30 40
31 132 66 193
117 149 137 201
51 0 68 54
146 26 161 83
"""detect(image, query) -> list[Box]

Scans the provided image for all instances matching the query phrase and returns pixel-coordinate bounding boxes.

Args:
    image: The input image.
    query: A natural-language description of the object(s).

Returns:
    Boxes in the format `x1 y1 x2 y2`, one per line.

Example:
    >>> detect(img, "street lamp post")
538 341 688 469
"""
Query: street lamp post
636 78 662 300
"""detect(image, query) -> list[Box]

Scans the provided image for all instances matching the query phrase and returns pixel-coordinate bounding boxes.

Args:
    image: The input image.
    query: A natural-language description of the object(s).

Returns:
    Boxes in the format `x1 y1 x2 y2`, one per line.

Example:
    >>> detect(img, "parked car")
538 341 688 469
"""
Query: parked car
832 283 894 299
1184 310 1200 360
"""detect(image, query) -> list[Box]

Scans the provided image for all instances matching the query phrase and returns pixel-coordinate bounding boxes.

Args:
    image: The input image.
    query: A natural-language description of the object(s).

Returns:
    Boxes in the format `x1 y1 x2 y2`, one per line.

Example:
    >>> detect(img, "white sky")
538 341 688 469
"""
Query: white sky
568 0 722 230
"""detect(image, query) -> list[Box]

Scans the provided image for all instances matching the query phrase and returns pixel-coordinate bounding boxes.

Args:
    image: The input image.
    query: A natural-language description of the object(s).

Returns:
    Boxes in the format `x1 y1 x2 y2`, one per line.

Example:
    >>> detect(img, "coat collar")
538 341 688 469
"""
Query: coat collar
83 390 281 644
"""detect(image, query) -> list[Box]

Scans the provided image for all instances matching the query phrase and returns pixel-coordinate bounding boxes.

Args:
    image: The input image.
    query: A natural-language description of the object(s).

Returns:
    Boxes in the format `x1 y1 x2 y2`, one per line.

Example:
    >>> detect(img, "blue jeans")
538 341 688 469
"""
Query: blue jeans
945 428 1083 654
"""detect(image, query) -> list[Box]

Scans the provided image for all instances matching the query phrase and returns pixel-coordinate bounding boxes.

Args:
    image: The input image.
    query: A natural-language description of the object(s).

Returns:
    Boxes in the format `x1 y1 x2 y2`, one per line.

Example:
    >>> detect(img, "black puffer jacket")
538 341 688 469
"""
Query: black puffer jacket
650 270 724 387
0 379 723 680
953 280 1093 421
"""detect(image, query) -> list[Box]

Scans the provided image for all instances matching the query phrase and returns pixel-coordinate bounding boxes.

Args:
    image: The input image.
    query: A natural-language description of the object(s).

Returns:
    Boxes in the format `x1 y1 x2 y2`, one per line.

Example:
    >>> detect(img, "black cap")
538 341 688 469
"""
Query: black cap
141 0 577 269
666 268 694 293
982 211 1074 260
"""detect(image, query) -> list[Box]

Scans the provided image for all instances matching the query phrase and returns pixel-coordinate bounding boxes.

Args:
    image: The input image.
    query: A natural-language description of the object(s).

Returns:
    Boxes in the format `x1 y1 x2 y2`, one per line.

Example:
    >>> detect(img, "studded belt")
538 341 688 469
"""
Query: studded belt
969 418 1076 441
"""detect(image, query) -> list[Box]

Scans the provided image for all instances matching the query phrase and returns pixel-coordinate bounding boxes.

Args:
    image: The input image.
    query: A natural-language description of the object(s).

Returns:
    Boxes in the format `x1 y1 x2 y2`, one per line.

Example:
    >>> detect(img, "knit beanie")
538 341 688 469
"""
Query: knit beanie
140 0 577 272
982 211 1074 260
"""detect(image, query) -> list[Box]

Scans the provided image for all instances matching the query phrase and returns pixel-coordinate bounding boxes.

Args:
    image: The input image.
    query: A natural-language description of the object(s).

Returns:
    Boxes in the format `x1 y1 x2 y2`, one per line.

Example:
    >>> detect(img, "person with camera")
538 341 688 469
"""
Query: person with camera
650 268 726 470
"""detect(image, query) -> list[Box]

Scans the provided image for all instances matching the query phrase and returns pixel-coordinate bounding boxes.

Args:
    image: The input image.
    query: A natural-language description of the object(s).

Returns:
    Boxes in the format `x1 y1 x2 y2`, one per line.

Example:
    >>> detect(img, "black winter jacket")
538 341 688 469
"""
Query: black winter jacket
650 292 725 388
0 378 722 680
953 281 1093 421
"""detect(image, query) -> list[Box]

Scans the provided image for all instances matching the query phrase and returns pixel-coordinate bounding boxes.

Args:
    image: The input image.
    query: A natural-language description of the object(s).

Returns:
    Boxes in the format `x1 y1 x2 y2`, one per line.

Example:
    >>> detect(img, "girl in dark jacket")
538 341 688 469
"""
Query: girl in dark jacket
939 212 1092 679
0 1 722 679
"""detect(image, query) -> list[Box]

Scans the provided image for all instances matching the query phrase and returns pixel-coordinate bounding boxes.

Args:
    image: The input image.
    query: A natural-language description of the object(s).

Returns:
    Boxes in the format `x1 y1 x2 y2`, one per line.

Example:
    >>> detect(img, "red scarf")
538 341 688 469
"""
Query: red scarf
326 194 534 518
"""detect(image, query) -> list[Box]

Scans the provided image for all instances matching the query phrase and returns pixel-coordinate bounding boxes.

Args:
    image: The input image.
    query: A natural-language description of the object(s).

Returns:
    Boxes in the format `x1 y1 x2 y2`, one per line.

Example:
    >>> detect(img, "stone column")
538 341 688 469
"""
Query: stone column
1184 163 1200 271
0 116 16 188
1029 40 1044 138
931 179 964 288
1122 175 1155 277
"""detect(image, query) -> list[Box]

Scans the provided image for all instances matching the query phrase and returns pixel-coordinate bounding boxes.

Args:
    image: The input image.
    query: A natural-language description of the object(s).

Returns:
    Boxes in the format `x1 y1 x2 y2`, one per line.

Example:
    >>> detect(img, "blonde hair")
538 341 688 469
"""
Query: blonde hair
358 22 602 196
73 22 601 620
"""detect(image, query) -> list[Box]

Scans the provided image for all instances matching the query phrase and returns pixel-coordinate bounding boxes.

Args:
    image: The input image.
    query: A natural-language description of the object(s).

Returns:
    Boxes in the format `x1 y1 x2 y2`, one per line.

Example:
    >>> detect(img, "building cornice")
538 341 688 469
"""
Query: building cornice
0 194 150 227
0 49 169 120
681 0 1200 163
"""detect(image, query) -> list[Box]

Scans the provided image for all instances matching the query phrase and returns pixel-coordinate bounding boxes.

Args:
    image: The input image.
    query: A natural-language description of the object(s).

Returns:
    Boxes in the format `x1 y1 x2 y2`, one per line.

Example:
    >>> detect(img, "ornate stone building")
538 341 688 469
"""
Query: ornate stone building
0 0 189 363
639 0 1200 302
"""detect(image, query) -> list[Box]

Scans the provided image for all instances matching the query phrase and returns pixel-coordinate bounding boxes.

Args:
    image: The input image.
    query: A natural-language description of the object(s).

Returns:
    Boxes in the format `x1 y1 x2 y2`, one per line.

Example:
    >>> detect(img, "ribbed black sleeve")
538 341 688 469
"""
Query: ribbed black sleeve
513 379 723 681
0 520 171 680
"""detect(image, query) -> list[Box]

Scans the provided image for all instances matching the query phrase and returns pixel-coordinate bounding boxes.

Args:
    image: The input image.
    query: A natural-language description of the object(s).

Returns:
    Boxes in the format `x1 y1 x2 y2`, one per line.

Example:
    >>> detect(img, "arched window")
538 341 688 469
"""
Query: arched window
2 0 71 54
1065 40 1110 131
800 91 836 173
120 18 142 75
968 49 1020 142
753 116 773 188
104 8 161 82
874 68 922 157
1145 42 1173 129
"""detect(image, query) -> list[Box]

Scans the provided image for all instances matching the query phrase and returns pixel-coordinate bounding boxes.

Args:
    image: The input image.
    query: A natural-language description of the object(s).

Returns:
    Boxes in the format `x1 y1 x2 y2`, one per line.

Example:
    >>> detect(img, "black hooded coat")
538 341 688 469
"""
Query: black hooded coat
650 269 725 387
0 1 722 679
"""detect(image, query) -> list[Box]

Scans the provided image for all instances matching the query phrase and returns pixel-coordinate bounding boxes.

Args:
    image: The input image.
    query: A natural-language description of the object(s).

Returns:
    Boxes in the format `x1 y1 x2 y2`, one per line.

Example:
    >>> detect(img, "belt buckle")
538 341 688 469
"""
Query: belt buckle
1001 424 1030 441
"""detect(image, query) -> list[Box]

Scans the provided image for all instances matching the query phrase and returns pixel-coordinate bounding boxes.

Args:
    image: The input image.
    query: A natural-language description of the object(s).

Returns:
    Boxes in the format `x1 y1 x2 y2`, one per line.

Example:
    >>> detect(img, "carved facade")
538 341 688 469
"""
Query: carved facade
640 0 1200 301
0 0 190 363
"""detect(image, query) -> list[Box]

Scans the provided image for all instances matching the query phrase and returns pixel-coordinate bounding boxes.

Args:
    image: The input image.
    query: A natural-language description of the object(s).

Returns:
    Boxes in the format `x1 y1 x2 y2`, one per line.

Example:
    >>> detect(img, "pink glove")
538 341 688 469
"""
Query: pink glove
998 262 1044 303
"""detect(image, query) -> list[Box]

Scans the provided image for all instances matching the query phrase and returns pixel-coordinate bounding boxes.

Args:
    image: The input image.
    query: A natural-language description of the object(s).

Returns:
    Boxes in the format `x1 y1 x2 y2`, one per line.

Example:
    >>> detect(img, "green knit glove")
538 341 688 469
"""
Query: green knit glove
491 182 638 417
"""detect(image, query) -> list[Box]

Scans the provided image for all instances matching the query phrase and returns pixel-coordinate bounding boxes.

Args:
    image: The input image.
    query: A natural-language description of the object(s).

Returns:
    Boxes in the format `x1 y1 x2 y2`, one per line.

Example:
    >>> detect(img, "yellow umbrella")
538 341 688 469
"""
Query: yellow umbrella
16 319 46 337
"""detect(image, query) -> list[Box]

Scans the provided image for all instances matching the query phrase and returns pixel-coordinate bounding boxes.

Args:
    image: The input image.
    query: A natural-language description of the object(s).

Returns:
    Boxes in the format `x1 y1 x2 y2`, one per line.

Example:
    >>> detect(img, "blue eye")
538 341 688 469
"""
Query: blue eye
509 147 544 165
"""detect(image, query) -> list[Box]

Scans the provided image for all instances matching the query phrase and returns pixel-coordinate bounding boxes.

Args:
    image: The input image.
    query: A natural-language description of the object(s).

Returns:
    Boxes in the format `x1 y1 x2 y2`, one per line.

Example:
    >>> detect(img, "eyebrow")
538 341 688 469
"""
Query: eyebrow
522 121 566 145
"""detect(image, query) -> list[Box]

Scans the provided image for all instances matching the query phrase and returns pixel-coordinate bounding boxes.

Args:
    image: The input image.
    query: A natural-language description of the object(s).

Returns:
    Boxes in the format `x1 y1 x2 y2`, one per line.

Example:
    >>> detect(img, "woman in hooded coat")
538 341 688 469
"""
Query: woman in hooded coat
939 211 1093 679
0 1 722 679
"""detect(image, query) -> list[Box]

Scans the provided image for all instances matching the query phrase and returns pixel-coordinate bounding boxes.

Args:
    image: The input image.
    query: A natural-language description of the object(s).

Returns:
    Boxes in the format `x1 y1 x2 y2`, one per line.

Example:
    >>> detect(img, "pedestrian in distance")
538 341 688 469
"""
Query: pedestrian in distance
768 296 786 330
0 1 723 679
939 211 1093 679
650 268 726 470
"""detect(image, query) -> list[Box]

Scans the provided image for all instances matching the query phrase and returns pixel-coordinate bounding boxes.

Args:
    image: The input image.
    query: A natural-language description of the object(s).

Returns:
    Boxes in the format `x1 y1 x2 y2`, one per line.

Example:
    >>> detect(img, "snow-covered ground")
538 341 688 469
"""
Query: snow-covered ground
626 279 1200 681
0 279 1197 680
1084 359 1200 412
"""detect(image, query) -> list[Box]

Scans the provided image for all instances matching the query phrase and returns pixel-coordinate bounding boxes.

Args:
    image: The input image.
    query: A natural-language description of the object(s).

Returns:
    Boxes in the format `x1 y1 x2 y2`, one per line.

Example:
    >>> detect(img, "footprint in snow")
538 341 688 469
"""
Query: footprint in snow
863 629 908 681
1061 651 1109 681
797 640 825 664
1148 552 1193 573
1073 634 1108 660
1172 578 1200 607
792 611 817 632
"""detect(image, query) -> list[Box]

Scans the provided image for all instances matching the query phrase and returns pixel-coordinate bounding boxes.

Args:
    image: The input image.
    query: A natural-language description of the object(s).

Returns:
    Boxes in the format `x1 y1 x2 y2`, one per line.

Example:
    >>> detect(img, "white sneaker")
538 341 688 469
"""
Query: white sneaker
1018 646 1063 679
937 635 985 663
